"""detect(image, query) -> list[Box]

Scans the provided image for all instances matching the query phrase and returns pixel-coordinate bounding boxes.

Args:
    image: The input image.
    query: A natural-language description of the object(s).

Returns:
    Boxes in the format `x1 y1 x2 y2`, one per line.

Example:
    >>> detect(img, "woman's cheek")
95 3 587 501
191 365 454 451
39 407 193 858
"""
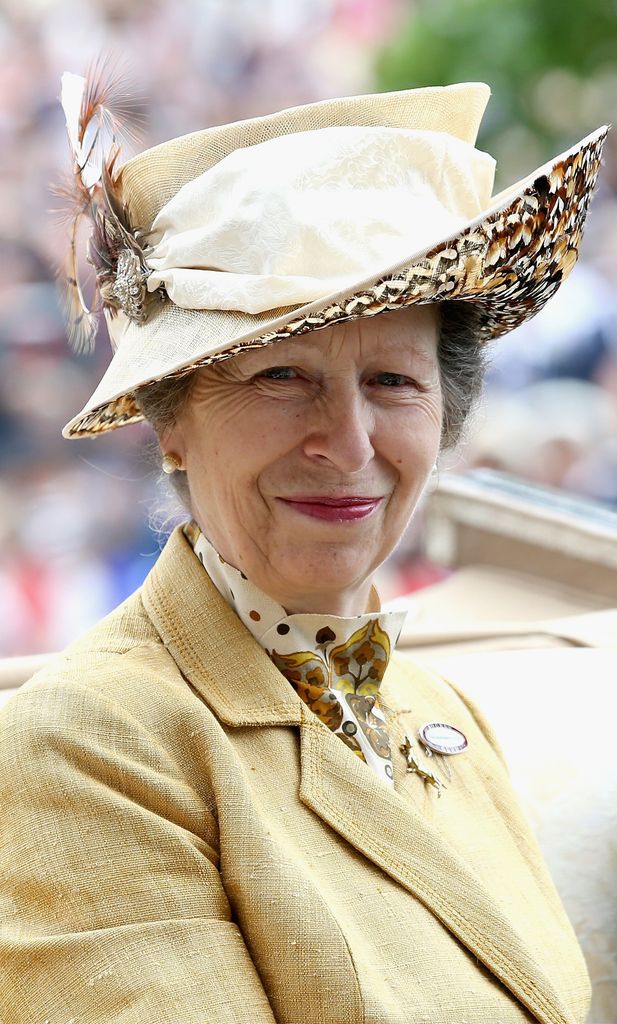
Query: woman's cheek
392 397 442 458
384 407 439 458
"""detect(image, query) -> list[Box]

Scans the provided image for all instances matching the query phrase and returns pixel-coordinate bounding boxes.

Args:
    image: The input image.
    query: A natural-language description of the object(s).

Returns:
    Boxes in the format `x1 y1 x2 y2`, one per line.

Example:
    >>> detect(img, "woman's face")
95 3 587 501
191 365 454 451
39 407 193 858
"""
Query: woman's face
163 305 442 615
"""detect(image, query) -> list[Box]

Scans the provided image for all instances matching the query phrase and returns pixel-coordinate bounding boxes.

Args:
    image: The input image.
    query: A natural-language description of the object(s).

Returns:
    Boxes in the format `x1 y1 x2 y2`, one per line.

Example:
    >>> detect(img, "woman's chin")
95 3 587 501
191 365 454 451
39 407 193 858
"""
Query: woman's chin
269 546 379 610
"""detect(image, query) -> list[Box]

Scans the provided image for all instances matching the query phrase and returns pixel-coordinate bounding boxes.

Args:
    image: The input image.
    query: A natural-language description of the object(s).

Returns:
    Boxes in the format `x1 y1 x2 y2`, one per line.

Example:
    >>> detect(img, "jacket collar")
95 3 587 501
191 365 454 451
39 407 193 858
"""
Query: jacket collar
141 525 580 1024
141 524 303 726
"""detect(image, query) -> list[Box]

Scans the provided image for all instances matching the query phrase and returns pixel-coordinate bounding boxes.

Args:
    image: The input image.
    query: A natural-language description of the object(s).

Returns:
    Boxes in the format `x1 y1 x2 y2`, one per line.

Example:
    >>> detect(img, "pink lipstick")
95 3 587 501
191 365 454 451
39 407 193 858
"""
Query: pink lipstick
278 496 383 522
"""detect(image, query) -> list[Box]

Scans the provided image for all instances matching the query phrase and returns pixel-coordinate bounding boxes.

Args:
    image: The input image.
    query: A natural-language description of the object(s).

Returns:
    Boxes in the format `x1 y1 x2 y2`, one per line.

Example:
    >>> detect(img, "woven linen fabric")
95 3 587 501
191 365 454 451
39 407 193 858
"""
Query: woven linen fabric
182 519 405 786
0 525 591 1024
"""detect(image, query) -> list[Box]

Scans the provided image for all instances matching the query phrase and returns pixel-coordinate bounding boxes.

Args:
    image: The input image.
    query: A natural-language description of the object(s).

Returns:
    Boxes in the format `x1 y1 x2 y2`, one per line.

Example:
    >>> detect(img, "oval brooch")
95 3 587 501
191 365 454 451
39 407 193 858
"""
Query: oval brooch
419 722 468 755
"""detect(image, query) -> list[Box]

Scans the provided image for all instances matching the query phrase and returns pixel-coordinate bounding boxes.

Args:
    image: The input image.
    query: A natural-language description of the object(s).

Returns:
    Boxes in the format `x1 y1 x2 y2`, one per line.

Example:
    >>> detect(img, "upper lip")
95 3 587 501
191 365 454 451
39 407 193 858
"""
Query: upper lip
279 496 383 506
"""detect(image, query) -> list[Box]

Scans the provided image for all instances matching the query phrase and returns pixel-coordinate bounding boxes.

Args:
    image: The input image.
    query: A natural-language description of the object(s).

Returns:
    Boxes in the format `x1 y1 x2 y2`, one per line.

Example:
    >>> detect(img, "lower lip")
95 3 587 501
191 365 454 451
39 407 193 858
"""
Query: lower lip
278 498 382 521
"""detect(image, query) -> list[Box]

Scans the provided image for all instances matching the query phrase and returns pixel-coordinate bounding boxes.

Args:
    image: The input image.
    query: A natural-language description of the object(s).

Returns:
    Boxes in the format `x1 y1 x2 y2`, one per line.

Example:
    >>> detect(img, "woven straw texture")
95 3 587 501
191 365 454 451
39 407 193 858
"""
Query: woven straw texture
121 84 491 230
0 527 591 1023
61 85 608 439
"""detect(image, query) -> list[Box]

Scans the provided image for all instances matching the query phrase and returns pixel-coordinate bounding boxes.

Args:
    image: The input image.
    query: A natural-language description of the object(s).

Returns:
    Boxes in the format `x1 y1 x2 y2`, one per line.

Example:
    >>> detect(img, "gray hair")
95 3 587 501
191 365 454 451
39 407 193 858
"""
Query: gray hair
437 300 488 449
133 300 488 518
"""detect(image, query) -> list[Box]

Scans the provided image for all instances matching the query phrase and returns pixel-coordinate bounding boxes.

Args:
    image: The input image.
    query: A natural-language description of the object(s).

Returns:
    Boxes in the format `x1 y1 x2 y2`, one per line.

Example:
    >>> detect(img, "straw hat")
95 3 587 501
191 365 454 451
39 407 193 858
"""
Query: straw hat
58 75 609 439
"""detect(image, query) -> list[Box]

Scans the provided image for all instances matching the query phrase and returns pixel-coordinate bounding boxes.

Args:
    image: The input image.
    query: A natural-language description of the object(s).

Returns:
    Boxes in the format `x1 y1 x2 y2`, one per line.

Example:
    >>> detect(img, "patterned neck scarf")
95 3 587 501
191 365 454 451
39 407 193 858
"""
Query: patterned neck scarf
183 520 406 787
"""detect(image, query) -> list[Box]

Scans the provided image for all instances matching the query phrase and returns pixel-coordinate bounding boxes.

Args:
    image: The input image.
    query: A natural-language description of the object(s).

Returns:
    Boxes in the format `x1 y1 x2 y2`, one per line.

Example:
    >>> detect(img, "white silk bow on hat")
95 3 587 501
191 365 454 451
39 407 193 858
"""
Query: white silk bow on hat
144 125 496 315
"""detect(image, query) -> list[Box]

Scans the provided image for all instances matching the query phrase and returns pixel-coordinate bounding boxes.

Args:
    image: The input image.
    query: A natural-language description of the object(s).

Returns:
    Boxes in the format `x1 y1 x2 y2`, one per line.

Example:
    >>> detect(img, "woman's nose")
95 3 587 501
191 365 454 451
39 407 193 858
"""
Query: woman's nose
302 385 375 473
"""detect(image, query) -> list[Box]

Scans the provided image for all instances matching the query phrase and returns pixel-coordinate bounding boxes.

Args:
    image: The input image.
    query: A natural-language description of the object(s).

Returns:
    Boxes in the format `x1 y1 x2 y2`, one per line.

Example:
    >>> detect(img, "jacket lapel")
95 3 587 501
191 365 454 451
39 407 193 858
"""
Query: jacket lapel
142 526 576 1024
141 525 303 727
299 716 576 1024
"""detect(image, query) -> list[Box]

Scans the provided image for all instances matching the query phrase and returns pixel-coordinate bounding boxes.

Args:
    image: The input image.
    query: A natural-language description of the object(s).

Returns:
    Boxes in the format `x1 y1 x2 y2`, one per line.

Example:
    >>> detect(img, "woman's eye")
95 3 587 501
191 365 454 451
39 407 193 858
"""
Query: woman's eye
372 372 411 387
258 366 298 380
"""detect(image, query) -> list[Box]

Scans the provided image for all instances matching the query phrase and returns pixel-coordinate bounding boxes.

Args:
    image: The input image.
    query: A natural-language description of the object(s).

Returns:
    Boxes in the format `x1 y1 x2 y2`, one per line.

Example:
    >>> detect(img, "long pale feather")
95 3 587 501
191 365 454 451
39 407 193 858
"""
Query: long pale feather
58 217 99 355
78 55 145 189
56 56 146 353
48 170 90 227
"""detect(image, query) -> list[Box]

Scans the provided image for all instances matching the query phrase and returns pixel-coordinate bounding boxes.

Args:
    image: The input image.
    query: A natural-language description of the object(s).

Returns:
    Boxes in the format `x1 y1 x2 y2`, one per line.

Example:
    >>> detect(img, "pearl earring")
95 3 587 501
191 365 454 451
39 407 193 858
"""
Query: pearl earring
162 453 183 474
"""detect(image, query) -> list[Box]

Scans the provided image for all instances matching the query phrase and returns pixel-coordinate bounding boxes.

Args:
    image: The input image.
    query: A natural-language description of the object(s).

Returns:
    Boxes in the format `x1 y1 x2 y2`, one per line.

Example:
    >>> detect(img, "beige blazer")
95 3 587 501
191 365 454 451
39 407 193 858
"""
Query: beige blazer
0 525 590 1024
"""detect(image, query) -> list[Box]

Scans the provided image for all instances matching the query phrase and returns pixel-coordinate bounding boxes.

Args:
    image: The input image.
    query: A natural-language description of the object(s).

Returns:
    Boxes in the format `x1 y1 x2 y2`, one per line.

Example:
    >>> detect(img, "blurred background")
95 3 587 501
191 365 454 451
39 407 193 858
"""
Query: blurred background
1 0 616 655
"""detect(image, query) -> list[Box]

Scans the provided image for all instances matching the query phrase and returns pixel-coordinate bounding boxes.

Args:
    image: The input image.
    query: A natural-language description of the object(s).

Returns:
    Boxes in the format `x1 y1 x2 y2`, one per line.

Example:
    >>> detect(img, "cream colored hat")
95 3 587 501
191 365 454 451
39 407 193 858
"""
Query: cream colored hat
58 74 609 439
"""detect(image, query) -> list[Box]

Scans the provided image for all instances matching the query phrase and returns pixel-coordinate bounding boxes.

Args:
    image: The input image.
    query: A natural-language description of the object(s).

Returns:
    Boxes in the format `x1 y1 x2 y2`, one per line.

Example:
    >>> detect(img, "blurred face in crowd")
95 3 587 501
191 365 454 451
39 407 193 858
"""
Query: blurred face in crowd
163 306 442 616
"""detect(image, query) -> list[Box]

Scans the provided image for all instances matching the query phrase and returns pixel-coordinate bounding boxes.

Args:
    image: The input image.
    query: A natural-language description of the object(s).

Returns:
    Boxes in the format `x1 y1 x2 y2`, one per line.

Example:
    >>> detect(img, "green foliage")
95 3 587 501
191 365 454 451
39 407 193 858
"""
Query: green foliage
374 0 617 156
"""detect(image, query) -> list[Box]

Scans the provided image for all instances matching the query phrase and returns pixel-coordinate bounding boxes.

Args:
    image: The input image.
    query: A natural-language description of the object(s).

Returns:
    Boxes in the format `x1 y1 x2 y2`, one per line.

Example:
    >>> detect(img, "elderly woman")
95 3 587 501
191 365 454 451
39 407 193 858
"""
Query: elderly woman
0 77 608 1023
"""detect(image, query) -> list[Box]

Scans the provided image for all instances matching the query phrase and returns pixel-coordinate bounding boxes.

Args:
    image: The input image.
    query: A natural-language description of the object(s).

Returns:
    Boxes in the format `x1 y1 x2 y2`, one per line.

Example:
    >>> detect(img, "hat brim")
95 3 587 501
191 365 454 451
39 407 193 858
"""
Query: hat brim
62 124 609 439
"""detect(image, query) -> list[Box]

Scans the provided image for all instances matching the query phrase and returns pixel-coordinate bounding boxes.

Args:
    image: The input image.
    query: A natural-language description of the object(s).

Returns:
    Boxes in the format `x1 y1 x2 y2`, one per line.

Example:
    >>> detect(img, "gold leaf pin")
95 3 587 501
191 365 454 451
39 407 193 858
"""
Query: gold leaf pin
400 735 445 797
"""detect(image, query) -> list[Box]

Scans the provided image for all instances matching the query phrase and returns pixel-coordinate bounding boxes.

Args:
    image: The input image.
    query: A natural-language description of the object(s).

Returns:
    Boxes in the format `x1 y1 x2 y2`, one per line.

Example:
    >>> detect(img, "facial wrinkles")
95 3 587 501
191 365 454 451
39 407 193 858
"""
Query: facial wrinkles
184 373 372 587
262 346 385 492
190 326 438 506
334 313 439 385
171 305 443 611
184 313 441 460
187 367 263 429
183 373 280 546
290 328 440 484
232 307 440 386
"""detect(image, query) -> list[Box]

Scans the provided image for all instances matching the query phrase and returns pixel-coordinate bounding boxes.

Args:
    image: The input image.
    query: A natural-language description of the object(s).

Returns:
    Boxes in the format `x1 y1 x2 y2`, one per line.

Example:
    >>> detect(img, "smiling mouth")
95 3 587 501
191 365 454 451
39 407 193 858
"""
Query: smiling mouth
277 496 384 522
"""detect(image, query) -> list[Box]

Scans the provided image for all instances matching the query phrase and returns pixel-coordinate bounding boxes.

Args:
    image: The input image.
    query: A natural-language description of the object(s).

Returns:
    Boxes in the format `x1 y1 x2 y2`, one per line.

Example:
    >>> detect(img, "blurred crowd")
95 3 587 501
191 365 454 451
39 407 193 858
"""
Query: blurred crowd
1 0 616 655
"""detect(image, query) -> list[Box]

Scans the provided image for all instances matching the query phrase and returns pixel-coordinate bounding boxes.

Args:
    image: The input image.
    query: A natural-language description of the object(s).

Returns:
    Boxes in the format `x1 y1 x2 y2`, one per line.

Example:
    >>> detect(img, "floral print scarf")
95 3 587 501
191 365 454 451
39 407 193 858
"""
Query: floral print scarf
183 520 406 786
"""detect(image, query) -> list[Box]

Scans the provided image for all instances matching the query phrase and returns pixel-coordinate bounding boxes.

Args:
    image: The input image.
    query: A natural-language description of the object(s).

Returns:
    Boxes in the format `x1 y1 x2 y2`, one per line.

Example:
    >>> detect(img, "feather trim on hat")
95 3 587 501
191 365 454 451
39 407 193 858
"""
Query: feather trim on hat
53 56 150 354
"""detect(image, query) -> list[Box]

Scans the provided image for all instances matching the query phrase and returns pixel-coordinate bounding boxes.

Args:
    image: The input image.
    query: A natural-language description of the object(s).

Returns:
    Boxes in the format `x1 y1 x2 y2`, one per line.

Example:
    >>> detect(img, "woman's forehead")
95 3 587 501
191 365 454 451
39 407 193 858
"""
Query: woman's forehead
239 307 440 366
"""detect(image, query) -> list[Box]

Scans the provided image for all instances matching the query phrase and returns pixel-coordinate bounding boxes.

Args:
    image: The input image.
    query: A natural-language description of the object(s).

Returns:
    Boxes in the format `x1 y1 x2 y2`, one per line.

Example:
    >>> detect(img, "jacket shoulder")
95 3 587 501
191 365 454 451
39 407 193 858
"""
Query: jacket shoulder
0 587 206 748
